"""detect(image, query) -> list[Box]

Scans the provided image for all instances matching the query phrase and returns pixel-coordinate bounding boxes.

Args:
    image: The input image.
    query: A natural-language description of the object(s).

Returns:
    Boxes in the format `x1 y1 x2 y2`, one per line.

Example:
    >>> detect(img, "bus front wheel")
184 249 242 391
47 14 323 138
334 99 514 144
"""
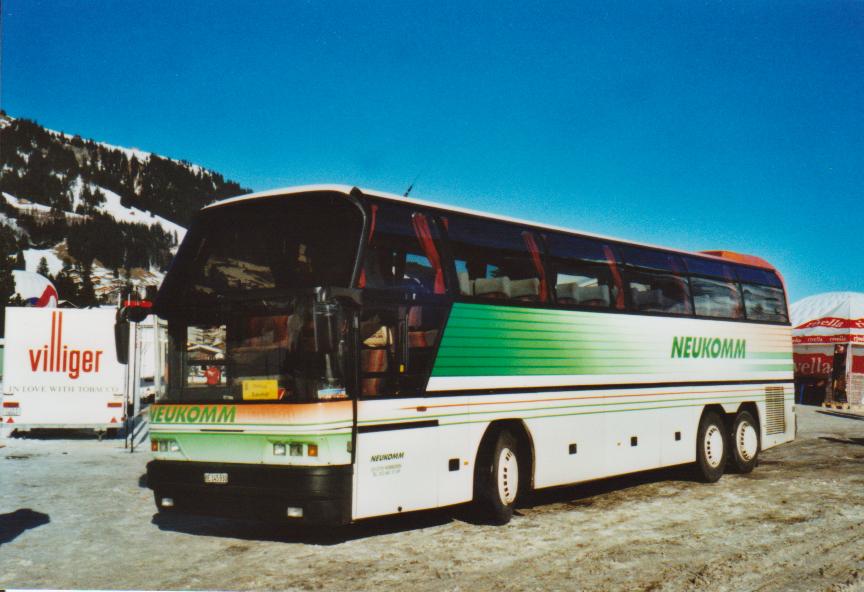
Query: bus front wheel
728 410 759 473
476 430 520 525
694 411 727 483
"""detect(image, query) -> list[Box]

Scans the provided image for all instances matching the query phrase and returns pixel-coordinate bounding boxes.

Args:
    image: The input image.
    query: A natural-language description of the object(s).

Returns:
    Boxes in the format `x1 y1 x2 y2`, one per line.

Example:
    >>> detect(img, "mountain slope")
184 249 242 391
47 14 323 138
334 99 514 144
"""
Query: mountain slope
0 112 251 307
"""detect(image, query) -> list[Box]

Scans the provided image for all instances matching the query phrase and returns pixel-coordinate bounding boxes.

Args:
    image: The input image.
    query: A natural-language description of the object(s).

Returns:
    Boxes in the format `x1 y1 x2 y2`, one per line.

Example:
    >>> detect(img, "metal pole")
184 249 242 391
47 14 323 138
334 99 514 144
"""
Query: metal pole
130 321 140 453
153 317 163 401
123 322 130 450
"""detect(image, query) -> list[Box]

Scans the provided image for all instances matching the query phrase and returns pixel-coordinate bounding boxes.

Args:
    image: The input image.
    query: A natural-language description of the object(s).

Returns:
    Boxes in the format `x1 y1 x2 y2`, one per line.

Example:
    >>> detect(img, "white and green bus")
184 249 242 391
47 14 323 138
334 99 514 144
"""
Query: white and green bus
145 184 794 525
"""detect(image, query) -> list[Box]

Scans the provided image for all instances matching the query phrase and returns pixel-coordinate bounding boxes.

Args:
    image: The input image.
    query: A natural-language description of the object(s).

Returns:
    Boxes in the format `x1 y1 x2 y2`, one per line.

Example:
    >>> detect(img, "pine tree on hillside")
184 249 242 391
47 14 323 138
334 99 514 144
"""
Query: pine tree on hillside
78 263 97 307
51 263 79 306
37 256 50 277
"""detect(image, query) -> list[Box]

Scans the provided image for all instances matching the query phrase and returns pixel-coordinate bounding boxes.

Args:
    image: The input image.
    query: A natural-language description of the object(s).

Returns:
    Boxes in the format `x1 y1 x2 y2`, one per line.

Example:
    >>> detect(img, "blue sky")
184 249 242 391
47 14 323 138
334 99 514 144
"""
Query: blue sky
3 0 863 302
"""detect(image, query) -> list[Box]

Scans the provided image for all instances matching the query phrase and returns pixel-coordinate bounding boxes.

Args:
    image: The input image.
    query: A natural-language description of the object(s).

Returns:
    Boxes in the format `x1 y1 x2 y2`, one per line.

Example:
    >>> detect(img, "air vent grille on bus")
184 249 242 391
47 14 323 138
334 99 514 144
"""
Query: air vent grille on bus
765 386 786 435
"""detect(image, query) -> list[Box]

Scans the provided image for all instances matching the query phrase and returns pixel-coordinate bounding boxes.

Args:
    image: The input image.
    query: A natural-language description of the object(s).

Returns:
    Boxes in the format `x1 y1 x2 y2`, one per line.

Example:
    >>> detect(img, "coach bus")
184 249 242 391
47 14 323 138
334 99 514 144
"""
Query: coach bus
144 184 794 525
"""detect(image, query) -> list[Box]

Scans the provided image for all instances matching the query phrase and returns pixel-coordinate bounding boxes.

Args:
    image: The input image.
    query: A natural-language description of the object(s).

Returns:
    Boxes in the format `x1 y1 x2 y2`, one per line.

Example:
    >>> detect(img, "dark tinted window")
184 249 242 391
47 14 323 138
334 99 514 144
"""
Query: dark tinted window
626 270 693 314
168 195 362 309
545 234 623 309
619 246 685 272
742 284 788 322
361 202 446 294
621 247 692 315
736 266 782 287
684 256 736 281
691 277 744 319
446 216 548 303
359 303 447 398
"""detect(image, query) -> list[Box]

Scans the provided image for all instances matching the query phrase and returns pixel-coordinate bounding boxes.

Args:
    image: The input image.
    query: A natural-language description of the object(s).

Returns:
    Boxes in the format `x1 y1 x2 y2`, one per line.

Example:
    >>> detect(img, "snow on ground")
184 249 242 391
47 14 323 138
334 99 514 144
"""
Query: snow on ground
0 211 27 237
23 248 65 276
2 192 86 220
3 192 52 215
3 186 187 244
2 408 864 591
95 187 186 242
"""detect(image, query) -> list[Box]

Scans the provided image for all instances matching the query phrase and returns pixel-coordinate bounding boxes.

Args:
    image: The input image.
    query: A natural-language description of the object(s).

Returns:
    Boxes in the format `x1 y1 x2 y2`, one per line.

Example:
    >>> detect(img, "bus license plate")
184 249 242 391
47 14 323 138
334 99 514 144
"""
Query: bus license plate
203 472 229 484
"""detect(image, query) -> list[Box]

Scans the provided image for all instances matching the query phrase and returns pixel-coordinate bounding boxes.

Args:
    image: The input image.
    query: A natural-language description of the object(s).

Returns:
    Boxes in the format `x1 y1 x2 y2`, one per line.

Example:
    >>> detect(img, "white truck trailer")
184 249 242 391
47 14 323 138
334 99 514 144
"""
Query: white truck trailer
1 307 126 433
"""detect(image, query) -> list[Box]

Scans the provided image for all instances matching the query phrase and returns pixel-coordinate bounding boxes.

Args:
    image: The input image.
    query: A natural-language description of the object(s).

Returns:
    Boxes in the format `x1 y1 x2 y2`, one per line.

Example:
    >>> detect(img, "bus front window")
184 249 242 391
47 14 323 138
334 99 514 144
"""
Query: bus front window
169 301 348 403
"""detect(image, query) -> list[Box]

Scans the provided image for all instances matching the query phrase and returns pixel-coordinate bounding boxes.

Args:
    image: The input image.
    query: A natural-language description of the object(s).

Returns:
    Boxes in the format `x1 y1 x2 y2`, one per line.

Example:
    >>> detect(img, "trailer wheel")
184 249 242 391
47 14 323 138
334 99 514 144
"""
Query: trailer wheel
728 410 759 473
694 410 727 483
475 430 520 525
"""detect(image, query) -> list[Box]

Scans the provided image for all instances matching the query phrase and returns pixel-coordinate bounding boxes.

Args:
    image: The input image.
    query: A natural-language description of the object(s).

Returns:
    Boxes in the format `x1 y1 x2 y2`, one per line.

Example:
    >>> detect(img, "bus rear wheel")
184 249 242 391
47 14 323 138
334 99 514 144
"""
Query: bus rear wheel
728 410 759 473
694 411 727 483
475 430 520 525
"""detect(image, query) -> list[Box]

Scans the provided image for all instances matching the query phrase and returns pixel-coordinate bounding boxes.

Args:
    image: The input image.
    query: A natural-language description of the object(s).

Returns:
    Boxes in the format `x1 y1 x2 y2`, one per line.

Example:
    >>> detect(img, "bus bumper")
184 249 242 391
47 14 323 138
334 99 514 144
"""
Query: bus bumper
146 460 353 525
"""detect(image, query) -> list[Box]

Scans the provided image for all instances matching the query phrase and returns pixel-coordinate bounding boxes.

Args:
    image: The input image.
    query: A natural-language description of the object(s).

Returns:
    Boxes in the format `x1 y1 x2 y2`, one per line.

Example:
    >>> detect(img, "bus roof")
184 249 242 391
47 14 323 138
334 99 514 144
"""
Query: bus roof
205 184 777 271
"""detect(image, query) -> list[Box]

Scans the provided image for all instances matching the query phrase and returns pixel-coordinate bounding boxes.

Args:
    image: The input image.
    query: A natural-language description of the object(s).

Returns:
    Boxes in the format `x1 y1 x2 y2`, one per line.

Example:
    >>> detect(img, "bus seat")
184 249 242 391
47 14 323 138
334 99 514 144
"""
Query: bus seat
457 271 473 296
474 276 511 299
511 278 540 301
361 348 388 372
361 378 382 397
556 283 579 304
577 285 610 306
633 288 665 310
408 306 423 329
360 347 388 397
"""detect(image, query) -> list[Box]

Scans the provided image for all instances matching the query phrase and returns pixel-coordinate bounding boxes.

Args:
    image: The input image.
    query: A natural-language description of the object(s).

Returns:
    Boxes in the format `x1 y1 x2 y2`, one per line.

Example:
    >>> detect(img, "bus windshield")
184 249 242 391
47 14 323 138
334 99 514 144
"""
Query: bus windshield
164 193 363 309
155 192 363 403
165 296 349 403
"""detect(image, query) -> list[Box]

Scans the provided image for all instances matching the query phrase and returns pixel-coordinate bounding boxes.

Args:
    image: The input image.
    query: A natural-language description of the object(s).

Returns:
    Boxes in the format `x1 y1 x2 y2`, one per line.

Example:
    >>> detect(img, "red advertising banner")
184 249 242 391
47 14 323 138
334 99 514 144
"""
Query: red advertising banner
795 317 864 330
793 334 864 345
853 356 864 374
794 353 834 377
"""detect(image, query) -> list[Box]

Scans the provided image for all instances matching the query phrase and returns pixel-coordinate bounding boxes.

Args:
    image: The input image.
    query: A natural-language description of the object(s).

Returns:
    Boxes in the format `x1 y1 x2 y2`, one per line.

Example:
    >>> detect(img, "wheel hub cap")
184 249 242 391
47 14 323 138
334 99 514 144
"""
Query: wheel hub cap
704 425 724 468
736 421 758 461
497 447 519 505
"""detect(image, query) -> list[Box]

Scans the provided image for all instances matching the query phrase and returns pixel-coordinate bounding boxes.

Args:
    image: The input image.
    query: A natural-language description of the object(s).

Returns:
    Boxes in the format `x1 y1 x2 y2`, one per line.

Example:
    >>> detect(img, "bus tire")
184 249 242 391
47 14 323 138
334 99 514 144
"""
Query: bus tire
694 410 727 483
476 430 520 525
728 410 759 473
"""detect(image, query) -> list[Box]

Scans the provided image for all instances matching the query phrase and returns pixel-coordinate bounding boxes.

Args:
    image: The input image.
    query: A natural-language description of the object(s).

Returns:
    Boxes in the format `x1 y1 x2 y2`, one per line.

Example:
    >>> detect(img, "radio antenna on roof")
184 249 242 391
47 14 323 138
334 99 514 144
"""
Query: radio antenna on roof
403 174 421 198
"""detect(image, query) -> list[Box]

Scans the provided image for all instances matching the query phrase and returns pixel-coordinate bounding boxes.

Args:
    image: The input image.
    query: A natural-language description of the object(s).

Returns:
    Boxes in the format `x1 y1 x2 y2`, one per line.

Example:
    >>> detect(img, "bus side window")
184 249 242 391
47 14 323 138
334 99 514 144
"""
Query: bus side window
360 203 446 294
684 256 743 319
620 247 693 316
446 216 548 303
741 283 788 322
734 265 788 323
545 233 618 309
690 277 744 319
359 312 395 397
358 305 446 397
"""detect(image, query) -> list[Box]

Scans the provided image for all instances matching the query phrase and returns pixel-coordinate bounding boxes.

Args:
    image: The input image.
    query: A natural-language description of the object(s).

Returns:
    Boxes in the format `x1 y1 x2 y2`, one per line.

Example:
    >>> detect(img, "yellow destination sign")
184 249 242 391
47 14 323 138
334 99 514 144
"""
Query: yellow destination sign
242 379 279 400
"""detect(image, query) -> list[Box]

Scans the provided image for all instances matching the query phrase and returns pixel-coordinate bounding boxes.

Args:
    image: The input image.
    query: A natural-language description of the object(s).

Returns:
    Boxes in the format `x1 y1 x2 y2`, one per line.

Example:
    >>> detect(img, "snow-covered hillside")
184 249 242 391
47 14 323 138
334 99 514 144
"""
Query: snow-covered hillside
0 112 249 306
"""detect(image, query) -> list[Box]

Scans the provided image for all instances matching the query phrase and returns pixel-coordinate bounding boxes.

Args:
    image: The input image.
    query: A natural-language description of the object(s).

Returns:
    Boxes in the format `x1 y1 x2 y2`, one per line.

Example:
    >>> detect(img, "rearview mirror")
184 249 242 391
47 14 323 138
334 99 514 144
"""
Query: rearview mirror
115 314 129 365
125 306 150 323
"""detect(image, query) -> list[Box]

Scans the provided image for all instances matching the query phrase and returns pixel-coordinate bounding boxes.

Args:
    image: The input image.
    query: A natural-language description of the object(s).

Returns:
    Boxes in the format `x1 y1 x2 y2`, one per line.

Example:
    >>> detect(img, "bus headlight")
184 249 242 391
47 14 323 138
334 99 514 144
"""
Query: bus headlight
156 439 180 452
273 443 287 456
286 506 303 518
